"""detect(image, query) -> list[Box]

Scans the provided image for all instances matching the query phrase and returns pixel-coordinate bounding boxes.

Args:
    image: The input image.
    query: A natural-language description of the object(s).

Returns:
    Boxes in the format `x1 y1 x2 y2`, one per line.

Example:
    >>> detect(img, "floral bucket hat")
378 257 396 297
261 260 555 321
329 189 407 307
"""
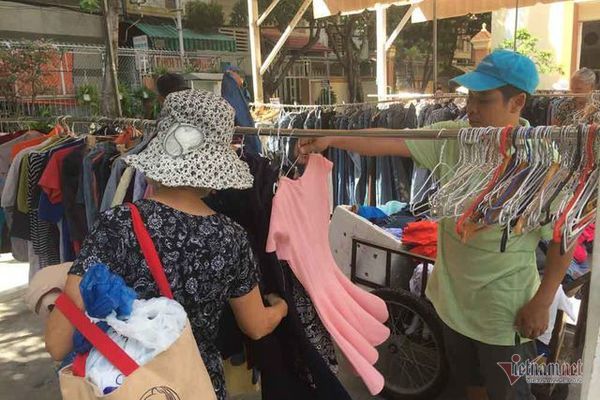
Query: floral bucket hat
125 89 253 190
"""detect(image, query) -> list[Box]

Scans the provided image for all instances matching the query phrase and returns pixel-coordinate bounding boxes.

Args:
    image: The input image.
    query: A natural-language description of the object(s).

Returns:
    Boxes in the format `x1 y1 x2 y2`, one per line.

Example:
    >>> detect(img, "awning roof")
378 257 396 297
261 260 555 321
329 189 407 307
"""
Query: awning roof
313 0 416 19
135 23 236 52
412 0 572 22
312 0 573 20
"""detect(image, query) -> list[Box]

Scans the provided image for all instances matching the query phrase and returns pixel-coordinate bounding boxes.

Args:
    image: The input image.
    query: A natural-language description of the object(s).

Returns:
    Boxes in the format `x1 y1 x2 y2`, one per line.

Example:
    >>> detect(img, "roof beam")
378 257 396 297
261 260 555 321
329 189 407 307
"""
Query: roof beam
385 3 417 51
260 0 313 76
248 0 264 102
257 0 281 26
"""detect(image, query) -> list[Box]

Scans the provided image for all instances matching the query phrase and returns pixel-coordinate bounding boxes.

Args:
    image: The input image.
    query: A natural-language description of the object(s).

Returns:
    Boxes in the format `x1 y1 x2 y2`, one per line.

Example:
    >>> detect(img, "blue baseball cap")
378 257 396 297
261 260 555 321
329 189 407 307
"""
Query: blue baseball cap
451 49 539 95
224 64 243 73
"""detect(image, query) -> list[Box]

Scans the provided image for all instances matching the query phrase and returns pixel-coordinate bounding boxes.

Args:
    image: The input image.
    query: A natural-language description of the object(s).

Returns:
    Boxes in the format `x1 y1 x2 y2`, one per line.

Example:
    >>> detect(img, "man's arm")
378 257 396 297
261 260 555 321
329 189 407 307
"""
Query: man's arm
515 240 575 339
298 134 412 158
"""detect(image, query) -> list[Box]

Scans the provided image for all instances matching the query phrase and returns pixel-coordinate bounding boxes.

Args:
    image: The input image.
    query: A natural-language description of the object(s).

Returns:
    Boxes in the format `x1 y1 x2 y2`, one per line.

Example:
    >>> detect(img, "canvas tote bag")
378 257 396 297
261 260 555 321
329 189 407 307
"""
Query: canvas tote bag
55 203 217 400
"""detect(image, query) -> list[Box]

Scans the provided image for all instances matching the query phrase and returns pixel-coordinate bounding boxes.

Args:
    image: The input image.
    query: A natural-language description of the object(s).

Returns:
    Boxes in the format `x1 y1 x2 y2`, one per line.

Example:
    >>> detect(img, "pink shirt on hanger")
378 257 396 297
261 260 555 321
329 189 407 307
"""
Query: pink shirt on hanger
267 154 390 395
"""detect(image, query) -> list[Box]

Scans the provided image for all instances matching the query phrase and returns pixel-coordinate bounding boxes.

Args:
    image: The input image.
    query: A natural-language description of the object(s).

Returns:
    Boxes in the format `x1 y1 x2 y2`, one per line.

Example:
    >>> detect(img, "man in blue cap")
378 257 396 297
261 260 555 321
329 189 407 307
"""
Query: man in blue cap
299 50 575 399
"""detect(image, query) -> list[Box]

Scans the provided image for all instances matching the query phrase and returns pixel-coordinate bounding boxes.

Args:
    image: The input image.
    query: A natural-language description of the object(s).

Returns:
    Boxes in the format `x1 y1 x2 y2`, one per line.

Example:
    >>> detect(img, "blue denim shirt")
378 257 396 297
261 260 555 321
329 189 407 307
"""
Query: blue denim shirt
221 72 261 154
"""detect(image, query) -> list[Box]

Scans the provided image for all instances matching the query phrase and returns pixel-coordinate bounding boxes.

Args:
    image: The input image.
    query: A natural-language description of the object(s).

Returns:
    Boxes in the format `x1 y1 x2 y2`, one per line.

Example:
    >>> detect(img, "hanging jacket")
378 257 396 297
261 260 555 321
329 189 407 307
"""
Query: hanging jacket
221 72 261 155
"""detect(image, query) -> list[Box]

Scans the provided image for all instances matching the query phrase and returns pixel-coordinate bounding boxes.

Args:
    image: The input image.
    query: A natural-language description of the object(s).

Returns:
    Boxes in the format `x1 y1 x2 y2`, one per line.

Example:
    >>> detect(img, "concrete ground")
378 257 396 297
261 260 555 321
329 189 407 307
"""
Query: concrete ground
0 255 582 400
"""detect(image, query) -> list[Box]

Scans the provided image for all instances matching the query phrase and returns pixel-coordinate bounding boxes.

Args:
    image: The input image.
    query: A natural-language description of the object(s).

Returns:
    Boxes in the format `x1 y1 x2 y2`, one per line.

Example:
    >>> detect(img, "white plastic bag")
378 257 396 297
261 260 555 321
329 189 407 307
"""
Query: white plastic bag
105 297 187 351
86 297 187 394
409 263 434 296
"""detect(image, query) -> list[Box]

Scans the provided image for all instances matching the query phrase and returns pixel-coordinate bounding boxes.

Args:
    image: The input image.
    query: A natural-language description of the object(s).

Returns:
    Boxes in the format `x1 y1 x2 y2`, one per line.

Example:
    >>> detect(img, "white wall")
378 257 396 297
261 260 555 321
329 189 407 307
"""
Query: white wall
0 1 103 43
491 2 574 89
309 79 377 104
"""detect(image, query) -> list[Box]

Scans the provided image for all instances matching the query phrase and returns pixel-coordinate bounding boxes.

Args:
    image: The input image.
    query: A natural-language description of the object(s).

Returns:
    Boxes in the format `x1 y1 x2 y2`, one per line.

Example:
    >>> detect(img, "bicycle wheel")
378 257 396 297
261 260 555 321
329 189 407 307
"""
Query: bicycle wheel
373 288 448 400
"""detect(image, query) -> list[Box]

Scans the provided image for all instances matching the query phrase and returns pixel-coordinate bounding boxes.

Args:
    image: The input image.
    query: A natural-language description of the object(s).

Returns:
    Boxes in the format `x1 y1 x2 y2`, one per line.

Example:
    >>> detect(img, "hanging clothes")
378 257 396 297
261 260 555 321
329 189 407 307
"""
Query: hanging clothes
221 70 261 155
205 152 350 400
267 153 390 396
0 122 150 268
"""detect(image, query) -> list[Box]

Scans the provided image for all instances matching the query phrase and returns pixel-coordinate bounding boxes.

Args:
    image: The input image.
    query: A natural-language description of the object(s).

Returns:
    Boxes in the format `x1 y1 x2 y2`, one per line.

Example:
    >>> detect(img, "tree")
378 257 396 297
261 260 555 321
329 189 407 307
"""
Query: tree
230 0 248 27
185 1 225 33
388 7 491 92
0 40 55 115
325 13 373 102
499 29 564 75
230 0 324 99
79 0 120 115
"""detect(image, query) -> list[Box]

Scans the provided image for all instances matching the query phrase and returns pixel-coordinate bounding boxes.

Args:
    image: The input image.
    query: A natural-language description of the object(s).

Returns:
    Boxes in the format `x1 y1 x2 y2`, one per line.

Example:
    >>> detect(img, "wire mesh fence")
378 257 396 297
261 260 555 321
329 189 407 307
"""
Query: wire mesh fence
0 40 239 121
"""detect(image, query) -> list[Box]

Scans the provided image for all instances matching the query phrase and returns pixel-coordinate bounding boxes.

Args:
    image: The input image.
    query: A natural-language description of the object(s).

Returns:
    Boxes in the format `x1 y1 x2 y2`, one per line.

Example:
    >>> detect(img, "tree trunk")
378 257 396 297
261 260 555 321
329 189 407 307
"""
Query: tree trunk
420 53 432 93
262 20 322 100
101 0 120 116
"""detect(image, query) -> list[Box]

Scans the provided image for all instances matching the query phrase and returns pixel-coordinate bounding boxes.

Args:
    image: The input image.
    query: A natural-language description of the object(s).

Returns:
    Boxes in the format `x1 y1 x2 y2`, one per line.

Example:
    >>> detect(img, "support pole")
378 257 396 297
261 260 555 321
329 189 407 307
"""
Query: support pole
514 0 520 51
433 0 438 92
257 0 281 26
175 0 185 64
260 0 312 75
102 0 122 117
581 178 600 399
248 0 264 103
385 4 417 51
376 4 387 102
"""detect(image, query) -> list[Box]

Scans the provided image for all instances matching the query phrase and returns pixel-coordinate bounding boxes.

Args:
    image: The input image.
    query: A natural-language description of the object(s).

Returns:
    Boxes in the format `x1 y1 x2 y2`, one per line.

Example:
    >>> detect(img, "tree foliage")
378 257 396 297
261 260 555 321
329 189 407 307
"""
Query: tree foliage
79 0 100 13
0 40 55 114
230 0 305 31
229 0 247 27
499 29 564 74
325 12 373 102
388 7 491 91
185 1 225 33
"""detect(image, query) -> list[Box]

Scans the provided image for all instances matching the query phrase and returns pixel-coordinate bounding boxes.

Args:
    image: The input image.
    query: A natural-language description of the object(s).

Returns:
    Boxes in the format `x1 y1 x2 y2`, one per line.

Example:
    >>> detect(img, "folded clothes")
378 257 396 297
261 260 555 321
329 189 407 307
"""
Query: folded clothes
357 206 388 221
377 201 407 216
403 221 438 258
384 228 403 240
403 221 437 247
382 211 416 229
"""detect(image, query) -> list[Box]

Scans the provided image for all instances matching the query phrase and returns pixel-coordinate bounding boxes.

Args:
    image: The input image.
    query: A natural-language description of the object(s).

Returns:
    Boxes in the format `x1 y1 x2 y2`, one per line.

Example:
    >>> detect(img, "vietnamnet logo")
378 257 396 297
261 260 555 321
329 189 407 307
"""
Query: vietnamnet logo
497 354 584 385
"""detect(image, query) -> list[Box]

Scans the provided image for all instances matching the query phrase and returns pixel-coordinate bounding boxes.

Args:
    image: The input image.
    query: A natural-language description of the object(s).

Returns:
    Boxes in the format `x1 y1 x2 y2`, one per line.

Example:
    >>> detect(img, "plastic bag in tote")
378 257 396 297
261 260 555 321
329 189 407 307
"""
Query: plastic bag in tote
55 203 216 400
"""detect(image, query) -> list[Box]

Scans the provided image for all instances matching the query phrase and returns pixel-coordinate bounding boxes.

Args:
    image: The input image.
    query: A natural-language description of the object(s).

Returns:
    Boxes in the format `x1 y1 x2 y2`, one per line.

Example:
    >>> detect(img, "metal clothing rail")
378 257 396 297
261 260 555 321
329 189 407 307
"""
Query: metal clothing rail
374 91 595 99
236 126 570 139
252 90 598 110
0 117 572 139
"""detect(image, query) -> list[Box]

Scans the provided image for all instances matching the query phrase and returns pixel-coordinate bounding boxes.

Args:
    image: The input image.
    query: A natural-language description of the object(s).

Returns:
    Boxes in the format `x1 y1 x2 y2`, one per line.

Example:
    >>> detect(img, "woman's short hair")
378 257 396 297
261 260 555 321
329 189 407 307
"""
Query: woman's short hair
572 68 598 88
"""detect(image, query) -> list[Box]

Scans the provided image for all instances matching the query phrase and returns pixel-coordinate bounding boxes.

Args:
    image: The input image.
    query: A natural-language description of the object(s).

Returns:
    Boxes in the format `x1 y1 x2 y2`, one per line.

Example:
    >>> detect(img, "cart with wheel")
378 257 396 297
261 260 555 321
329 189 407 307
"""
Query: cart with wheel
329 206 448 400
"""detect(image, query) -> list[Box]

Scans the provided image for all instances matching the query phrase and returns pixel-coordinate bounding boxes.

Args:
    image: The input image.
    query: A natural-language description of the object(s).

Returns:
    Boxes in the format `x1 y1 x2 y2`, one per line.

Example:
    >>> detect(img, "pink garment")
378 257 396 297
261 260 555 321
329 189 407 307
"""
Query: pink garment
266 154 390 395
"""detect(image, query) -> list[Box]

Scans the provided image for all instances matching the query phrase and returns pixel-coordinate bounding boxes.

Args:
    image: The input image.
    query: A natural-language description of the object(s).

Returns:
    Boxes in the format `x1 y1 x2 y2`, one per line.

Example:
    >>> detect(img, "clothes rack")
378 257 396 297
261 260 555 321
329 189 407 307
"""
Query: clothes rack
0 116 571 139
251 91 599 110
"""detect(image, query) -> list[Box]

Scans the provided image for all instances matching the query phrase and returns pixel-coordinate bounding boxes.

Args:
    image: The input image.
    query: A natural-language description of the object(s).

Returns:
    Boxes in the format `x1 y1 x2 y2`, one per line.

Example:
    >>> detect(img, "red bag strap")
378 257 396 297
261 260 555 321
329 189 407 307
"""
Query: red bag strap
127 203 174 299
55 293 139 376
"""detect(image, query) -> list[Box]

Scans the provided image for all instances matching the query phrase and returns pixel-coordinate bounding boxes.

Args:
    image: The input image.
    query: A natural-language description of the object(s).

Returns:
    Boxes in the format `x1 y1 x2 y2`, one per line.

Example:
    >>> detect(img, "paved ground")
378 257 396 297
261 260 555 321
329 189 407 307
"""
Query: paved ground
0 256 582 400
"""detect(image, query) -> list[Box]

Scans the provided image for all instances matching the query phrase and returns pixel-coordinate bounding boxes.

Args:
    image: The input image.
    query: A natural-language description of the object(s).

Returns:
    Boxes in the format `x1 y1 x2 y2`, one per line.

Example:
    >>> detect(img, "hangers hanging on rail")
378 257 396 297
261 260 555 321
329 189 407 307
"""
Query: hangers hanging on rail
422 123 598 253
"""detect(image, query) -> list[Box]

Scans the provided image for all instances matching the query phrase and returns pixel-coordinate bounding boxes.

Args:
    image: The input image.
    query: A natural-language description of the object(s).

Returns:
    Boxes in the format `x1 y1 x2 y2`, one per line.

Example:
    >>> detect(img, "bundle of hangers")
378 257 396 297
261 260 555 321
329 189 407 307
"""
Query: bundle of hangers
413 124 598 254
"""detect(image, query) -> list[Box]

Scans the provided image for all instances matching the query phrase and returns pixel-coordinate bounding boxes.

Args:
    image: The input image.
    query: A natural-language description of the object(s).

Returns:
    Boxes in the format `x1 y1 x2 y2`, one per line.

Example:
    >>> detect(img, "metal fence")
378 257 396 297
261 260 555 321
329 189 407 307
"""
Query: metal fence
0 40 244 120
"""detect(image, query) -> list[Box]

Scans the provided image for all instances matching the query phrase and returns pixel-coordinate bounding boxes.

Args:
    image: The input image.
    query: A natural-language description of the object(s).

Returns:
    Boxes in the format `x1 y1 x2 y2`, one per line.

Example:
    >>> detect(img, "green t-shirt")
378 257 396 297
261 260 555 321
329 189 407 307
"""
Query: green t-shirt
405 119 551 346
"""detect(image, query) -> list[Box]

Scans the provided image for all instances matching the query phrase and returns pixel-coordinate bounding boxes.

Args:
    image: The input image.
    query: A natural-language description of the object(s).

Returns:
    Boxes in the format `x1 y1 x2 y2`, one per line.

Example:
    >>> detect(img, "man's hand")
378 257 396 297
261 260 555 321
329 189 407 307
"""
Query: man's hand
296 137 332 163
514 297 550 339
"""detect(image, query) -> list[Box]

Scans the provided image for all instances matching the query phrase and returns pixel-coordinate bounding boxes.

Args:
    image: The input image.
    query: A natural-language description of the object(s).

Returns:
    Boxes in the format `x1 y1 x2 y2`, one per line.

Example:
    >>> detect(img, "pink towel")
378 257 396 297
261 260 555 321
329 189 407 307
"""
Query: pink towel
267 154 390 395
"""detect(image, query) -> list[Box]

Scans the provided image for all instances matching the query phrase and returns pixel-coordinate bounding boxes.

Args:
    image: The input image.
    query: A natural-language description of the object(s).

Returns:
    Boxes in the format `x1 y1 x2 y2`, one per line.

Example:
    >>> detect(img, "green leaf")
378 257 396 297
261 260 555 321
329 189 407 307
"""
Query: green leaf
80 0 100 13
498 29 562 74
